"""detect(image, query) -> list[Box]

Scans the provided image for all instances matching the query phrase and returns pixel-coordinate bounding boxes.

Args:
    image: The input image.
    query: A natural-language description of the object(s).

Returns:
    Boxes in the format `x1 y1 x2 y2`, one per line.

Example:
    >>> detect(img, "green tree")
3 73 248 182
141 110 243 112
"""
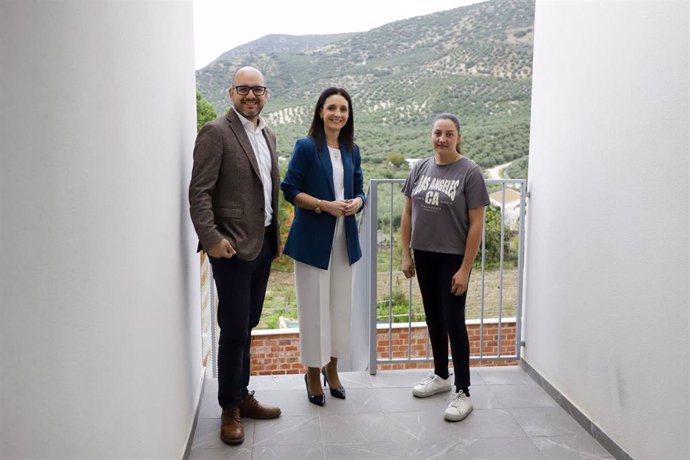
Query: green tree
196 90 217 131
384 153 406 168
477 205 517 269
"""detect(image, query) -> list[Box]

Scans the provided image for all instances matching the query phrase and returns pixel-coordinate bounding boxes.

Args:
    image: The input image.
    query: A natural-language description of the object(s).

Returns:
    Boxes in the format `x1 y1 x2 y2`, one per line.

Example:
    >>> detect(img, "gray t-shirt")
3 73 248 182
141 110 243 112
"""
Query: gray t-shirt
402 157 490 255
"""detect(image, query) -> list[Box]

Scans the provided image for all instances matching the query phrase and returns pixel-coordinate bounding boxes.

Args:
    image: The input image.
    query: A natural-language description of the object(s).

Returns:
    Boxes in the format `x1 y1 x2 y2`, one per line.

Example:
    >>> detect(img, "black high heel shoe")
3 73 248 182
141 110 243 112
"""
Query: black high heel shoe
321 368 346 400
304 374 325 406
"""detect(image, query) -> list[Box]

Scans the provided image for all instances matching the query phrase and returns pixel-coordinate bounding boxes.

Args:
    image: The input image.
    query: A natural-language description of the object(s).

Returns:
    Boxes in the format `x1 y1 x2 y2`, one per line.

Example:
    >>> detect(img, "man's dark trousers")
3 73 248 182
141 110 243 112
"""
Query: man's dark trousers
209 227 275 409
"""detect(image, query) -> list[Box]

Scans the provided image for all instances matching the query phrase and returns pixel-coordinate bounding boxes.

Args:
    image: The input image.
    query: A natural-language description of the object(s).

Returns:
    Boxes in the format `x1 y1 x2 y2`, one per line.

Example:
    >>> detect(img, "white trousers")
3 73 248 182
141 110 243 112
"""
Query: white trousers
294 217 353 368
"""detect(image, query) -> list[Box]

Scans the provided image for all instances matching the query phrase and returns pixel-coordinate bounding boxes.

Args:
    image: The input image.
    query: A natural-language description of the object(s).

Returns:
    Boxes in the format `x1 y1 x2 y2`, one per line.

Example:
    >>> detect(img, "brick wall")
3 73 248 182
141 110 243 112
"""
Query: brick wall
250 320 517 375
250 332 304 376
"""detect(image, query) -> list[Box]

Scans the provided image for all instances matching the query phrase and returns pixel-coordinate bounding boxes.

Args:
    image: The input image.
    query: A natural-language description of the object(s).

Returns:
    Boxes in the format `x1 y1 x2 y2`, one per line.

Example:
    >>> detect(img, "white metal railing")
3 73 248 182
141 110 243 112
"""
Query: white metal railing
200 178 527 377
359 179 527 374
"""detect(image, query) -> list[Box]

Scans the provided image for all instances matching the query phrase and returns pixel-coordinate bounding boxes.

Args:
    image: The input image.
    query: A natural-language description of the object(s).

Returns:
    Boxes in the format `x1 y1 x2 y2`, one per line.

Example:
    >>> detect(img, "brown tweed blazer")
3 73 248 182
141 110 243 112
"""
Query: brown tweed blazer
189 109 280 260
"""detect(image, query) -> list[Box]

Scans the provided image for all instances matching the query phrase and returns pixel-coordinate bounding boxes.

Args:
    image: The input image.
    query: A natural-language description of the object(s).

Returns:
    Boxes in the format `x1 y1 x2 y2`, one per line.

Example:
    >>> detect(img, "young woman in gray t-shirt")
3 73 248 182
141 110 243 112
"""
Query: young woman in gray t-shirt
400 113 490 422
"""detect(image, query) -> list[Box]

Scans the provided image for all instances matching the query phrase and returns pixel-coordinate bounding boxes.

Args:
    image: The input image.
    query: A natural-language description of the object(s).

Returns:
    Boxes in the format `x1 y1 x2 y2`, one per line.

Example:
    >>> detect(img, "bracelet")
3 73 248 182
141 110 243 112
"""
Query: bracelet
314 199 322 214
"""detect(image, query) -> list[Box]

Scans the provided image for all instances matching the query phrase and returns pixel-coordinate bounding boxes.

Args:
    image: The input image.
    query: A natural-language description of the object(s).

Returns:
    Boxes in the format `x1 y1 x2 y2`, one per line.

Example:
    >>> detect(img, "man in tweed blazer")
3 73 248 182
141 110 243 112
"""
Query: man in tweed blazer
189 67 281 446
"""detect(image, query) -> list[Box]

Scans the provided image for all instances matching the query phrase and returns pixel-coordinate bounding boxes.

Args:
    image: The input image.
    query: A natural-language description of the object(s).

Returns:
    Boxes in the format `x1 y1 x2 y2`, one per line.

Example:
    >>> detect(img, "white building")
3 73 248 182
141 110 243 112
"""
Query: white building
489 187 522 230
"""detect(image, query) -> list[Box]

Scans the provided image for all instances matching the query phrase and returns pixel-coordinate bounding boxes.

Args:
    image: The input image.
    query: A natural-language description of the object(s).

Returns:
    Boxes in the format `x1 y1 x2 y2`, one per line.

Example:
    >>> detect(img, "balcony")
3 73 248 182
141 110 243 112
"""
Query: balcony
191 180 617 459
189 368 614 459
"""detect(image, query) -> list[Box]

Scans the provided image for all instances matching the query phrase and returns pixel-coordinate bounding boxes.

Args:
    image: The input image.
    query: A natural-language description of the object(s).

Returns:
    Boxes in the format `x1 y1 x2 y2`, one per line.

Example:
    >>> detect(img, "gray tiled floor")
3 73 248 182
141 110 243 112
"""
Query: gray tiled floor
189 367 613 459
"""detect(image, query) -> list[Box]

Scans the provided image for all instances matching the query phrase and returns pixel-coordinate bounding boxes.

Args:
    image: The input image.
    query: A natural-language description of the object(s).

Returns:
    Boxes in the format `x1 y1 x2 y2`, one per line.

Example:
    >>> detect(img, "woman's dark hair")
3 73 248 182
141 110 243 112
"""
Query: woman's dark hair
308 87 355 151
433 112 462 154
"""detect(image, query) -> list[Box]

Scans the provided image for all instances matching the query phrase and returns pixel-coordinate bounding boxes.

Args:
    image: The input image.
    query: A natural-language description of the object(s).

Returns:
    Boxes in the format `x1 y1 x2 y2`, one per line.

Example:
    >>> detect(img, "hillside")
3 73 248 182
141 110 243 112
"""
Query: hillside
196 0 534 178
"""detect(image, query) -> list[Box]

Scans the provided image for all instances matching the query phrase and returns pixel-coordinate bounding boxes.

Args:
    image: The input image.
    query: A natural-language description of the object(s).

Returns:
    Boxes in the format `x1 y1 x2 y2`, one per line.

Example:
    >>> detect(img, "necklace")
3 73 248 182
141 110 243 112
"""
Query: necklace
328 143 341 162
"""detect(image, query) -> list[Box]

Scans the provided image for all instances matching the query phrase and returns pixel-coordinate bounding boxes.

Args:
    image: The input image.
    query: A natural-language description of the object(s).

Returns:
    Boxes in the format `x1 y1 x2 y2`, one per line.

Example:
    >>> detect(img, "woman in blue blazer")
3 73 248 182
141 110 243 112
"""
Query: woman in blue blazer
281 87 365 406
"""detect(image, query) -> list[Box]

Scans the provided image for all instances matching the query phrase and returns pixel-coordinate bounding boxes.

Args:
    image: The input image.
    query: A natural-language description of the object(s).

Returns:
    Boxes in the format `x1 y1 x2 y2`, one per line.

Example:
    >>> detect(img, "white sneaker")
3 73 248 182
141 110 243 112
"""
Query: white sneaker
412 373 452 398
444 390 473 422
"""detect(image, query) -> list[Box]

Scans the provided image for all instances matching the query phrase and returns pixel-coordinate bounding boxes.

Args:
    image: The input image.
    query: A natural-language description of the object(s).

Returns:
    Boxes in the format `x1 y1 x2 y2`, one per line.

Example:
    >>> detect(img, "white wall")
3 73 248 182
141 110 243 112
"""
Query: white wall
524 1 689 459
0 1 202 458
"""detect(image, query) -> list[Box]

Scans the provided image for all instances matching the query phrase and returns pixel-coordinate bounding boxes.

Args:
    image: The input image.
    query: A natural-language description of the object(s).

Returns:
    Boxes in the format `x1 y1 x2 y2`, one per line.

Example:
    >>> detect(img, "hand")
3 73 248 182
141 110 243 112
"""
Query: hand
343 197 363 216
274 243 283 261
402 254 415 279
451 268 470 296
324 199 349 217
207 239 235 258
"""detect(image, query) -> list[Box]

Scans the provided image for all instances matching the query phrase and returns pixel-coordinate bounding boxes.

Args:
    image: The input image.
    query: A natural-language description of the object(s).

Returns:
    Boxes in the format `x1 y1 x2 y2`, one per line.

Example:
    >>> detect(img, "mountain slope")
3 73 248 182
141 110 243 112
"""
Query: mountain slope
196 0 534 173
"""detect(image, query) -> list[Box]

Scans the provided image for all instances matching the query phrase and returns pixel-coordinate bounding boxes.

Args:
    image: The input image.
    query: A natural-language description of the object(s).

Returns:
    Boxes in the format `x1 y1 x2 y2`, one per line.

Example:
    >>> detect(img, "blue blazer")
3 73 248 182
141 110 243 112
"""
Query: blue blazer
281 137 365 270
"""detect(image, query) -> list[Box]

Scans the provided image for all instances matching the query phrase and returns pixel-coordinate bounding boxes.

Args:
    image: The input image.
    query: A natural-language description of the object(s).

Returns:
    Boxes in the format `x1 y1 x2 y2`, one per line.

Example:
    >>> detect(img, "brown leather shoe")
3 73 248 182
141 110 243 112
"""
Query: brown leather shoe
220 407 244 445
237 390 281 419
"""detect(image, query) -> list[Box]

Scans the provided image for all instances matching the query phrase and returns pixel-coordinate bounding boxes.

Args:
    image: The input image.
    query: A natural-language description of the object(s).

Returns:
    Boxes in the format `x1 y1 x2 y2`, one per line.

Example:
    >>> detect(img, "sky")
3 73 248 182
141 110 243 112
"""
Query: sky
193 0 485 69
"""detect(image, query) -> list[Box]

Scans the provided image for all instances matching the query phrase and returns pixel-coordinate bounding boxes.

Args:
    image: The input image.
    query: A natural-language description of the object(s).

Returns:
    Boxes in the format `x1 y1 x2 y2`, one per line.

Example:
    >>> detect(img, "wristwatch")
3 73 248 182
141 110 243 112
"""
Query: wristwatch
314 199 322 214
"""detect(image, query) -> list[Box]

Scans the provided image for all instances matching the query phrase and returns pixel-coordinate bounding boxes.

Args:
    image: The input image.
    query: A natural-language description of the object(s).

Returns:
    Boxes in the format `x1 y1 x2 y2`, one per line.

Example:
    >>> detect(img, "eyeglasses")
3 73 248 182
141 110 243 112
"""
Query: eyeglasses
233 85 267 96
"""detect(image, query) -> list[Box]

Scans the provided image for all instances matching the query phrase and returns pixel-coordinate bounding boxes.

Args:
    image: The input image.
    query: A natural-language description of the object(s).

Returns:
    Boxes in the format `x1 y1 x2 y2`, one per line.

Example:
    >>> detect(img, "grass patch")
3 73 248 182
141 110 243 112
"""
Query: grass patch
258 265 519 329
